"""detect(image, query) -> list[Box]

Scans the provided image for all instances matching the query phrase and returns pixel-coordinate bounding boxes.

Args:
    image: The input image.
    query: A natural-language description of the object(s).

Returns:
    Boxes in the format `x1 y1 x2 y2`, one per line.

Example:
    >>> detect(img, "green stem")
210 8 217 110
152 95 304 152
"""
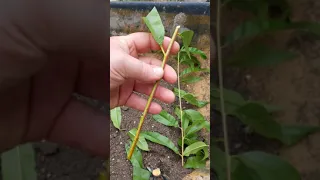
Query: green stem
127 26 181 160
177 51 185 166
217 0 231 180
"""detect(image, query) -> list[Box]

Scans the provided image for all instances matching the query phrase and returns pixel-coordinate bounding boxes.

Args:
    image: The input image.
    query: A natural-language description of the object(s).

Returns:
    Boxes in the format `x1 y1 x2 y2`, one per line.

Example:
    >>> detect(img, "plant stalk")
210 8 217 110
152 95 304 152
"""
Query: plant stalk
217 0 231 180
127 25 181 160
177 51 185 166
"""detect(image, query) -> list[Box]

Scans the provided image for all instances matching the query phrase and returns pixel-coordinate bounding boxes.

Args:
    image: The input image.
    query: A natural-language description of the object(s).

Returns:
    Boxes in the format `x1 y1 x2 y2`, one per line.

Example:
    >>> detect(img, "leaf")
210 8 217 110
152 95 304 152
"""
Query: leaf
175 106 183 119
1 143 37 180
231 158 260 180
226 43 297 67
211 88 246 114
174 88 208 107
180 67 210 77
235 151 301 180
202 146 209 160
249 101 283 113
110 107 122 130
181 76 202 84
234 103 283 140
225 19 320 45
182 112 191 132
184 109 206 122
183 141 208 156
211 144 228 180
188 47 207 59
184 155 206 169
125 142 143 168
133 166 151 180
185 120 208 137
179 29 194 57
128 129 149 151
152 110 179 127
142 7 165 45
280 125 320 146
140 131 180 155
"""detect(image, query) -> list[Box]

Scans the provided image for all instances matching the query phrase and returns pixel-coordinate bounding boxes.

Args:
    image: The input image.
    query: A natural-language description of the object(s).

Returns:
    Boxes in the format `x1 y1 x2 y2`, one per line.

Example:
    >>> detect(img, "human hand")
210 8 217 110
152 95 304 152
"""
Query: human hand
0 0 109 157
110 32 180 114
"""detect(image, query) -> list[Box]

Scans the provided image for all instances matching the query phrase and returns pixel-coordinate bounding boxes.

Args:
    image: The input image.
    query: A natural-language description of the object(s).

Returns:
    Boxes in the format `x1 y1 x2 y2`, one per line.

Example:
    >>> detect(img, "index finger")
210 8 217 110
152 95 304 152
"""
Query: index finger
124 32 180 57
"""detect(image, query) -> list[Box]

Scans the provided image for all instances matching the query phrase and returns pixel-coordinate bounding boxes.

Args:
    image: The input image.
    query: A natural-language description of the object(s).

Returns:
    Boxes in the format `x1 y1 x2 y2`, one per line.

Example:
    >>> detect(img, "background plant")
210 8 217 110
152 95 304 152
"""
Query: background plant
109 7 210 180
213 0 320 180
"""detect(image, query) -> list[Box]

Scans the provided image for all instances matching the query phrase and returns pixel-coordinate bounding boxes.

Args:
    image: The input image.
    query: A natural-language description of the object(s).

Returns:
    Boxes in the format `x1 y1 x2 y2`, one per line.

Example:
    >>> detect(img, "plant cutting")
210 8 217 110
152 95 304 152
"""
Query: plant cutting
109 6 210 180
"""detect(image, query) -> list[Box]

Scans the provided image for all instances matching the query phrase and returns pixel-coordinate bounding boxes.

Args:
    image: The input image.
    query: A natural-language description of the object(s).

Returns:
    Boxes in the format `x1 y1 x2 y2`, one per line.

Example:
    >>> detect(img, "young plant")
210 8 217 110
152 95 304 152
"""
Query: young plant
214 0 320 179
127 7 181 160
120 7 210 180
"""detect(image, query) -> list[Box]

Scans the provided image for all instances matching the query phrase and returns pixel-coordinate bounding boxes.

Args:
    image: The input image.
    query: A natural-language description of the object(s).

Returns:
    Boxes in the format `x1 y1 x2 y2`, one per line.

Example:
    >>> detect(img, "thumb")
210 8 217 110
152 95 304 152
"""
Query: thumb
123 55 164 82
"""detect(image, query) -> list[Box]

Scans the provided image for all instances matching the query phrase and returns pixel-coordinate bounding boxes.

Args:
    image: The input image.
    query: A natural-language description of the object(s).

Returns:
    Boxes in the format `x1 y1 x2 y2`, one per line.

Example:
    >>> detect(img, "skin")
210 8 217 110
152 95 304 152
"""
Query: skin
0 0 179 159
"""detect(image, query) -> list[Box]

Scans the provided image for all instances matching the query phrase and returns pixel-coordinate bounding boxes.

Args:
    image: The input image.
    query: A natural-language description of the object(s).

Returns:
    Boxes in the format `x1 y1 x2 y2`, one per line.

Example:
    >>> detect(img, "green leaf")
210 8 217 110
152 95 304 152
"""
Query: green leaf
1 143 37 180
174 88 208 108
181 76 202 84
211 144 228 180
202 146 209 160
225 19 320 45
280 125 320 146
141 131 180 155
142 7 165 45
184 155 206 169
110 107 122 130
249 101 283 113
235 151 301 180
188 47 207 59
180 67 210 77
182 112 191 132
184 109 206 122
125 142 143 168
185 120 208 137
226 43 297 67
179 29 194 57
234 103 283 140
128 129 149 151
231 158 260 180
175 106 183 119
133 166 151 180
211 88 246 114
152 110 179 127
183 141 208 156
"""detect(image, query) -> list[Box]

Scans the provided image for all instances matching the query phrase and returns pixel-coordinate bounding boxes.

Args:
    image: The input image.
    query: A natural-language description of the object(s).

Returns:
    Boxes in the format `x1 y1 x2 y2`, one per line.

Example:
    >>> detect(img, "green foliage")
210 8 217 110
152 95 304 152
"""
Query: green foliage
214 0 320 179
128 129 149 151
142 7 165 45
152 110 179 127
125 142 151 180
225 42 297 67
174 88 208 108
110 107 122 130
140 131 180 155
1 143 37 180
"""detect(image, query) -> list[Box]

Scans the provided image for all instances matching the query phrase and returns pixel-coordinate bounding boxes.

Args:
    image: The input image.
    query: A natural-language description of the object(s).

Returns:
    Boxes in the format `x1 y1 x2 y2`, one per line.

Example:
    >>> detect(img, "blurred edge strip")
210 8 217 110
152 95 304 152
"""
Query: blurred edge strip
110 1 210 16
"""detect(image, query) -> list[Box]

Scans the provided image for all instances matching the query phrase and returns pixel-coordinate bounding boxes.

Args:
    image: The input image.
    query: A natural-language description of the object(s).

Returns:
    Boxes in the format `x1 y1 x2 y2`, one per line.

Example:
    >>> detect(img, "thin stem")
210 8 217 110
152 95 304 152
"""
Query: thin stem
217 0 231 180
177 51 185 166
160 46 165 55
127 26 181 160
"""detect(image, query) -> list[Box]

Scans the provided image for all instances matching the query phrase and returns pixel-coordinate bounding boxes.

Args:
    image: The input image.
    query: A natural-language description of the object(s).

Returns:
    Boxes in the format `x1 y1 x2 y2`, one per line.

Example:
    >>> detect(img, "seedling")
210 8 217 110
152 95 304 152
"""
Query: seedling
214 0 320 180
108 6 210 180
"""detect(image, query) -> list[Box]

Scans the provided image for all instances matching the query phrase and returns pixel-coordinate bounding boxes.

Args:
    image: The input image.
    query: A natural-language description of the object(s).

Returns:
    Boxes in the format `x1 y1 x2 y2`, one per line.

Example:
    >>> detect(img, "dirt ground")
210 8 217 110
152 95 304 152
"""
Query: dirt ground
212 0 320 180
109 7 210 180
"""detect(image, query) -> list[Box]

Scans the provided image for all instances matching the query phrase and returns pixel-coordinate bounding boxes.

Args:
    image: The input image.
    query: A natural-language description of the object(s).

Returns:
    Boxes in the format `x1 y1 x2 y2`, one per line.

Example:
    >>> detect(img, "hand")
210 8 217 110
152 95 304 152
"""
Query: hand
110 32 180 114
0 0 109 157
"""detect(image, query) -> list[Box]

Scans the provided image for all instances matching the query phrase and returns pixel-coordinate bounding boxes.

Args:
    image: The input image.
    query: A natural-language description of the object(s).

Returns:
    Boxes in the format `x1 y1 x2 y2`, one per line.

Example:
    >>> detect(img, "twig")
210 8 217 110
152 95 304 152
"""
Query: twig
127 25 181 160
217 0 231 180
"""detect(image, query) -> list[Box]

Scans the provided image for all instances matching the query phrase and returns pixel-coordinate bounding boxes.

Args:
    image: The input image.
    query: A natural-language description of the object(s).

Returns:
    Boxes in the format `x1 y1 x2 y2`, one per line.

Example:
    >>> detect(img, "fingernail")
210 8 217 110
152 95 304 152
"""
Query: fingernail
153 67 164 78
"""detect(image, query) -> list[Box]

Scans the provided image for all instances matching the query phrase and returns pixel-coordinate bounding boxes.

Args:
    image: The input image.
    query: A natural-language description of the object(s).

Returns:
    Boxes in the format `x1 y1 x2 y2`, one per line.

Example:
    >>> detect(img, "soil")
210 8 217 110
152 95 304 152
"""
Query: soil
212 0 320 180
109 6 210 180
